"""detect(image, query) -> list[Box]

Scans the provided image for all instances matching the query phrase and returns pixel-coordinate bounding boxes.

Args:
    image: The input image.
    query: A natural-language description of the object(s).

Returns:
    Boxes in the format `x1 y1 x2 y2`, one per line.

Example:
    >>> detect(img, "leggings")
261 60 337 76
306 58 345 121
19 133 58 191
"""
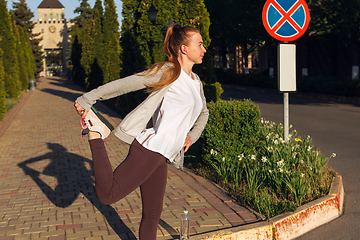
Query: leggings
89 138 168 240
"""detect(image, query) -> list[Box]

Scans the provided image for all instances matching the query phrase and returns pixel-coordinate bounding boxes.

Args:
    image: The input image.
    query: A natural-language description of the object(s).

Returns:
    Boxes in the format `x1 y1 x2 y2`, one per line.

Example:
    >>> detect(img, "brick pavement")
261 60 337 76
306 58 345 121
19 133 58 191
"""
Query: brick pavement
0 77 259 240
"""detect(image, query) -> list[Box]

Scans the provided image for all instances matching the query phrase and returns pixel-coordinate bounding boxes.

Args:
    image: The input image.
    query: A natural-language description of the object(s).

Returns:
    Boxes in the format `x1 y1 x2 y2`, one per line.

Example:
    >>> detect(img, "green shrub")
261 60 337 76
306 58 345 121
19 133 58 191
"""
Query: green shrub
201 99 261 164
203 81 224 102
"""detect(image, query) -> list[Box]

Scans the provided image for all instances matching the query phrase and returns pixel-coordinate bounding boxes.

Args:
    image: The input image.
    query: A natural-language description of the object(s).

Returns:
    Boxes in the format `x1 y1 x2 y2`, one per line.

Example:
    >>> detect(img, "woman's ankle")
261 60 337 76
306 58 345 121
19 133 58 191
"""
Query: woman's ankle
88 131 101 140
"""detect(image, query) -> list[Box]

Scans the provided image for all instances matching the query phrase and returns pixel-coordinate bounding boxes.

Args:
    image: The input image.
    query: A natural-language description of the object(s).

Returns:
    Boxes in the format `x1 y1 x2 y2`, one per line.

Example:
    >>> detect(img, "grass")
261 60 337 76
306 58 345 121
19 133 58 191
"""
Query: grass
1 91 26 121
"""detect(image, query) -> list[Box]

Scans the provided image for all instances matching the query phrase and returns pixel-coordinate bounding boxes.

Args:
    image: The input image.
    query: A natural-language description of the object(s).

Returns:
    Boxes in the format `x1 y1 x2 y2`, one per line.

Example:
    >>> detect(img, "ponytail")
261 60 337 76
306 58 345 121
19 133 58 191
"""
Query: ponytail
145 25 199 92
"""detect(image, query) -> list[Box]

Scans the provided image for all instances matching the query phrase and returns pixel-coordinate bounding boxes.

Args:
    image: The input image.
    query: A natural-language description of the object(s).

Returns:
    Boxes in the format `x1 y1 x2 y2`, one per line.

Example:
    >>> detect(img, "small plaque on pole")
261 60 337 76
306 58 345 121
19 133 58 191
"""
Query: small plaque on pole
278 43 296 92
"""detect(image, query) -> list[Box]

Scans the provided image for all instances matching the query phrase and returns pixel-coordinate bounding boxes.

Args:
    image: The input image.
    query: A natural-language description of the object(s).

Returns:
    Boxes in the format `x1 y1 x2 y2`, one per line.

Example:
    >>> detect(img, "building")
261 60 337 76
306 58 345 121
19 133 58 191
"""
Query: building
32 0 73 77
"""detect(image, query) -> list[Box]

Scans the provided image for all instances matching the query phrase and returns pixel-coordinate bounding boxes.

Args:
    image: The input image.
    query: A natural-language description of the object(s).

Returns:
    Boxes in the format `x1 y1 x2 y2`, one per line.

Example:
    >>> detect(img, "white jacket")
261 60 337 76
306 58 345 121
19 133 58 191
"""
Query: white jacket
77 64 209 169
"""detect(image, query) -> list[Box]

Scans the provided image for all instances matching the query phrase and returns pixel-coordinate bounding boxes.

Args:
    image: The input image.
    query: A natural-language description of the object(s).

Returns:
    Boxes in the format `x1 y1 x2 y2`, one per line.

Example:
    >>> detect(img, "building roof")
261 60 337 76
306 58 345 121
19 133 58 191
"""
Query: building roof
38 0 64 9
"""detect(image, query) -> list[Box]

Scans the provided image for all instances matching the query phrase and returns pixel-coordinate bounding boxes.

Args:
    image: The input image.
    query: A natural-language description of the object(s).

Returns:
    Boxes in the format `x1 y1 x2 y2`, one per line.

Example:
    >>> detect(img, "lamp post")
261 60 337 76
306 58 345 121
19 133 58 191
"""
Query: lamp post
147 4 177 26
147 4 159 25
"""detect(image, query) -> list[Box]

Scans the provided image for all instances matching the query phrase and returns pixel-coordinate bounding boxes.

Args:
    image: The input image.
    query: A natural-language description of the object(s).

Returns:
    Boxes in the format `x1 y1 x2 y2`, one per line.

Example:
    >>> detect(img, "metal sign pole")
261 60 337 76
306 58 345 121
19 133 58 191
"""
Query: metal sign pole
284 92 289 144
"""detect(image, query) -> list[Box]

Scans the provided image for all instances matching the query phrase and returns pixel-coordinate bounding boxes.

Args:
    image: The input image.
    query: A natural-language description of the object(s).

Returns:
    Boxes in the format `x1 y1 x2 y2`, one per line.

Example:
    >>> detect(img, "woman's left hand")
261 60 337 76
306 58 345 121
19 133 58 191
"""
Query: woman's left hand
183 135 192 153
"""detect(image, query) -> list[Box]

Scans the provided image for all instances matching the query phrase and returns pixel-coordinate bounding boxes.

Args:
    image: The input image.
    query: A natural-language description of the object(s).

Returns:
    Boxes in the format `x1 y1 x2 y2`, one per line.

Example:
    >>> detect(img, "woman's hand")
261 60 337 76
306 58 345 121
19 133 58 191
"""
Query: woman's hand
74 100 88 119
183 135 192 153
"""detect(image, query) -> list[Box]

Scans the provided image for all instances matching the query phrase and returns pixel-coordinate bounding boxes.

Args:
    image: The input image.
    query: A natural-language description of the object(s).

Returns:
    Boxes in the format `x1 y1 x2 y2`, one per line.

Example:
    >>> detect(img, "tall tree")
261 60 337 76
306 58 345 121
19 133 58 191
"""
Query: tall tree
0 48 6 120
308 0 360 77
87 0 105 89
204 0 267 70
72 0 93 29
0 0 21 97
14 24 28 90
102 0 122 83
69 25 86 86
12 0 44 76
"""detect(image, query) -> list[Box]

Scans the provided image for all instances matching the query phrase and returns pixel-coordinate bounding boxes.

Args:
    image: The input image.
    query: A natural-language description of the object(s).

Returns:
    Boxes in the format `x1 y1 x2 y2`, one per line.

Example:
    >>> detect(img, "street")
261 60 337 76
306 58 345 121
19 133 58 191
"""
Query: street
221 85 360 239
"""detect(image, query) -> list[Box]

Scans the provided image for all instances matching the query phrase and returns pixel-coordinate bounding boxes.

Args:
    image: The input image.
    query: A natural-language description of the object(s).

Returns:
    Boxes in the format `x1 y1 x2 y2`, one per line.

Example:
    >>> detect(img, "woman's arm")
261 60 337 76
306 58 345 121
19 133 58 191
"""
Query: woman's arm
187 81 209 145
76 65 170 112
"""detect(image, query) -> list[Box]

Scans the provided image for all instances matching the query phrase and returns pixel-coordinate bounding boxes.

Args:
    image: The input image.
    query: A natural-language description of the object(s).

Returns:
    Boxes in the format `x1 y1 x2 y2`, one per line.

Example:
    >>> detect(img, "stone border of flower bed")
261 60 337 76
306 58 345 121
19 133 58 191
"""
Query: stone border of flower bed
192 174 344 240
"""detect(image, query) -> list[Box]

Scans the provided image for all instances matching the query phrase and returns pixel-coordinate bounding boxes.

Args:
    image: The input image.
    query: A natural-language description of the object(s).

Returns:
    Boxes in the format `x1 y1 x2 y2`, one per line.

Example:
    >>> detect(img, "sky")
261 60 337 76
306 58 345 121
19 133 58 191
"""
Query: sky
6 0 123 25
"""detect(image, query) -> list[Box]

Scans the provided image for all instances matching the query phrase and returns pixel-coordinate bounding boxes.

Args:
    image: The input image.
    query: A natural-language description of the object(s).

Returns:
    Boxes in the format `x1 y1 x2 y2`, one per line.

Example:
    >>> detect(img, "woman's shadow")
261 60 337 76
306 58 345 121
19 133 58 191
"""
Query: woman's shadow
17 143 136 239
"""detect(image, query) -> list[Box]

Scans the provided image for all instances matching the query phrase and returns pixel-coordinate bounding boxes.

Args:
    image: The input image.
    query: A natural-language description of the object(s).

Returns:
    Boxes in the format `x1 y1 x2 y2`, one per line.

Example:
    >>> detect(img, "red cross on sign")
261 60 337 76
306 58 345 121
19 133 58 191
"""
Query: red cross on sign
262 0 310 42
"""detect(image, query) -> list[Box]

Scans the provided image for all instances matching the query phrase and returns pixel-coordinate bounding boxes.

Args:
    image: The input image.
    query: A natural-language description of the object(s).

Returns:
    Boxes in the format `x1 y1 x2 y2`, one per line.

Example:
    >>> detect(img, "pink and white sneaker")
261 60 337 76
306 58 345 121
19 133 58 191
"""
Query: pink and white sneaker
80 107 114 140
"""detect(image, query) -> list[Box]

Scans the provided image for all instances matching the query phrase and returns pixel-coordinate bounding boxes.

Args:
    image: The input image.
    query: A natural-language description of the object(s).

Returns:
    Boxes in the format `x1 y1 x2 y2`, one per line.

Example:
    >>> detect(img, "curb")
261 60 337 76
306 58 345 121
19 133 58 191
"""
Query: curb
190 174 344 240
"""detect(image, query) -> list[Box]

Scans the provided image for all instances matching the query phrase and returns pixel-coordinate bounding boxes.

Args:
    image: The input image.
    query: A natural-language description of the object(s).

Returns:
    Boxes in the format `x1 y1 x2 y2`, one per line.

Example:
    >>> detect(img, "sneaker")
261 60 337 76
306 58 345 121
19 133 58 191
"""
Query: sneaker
80 118 89 138
82 107 114 139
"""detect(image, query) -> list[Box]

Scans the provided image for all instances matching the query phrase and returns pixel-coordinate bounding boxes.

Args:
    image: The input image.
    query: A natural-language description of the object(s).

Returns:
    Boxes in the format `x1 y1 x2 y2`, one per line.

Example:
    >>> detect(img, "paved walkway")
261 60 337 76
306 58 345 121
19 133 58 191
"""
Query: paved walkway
0 77 259 240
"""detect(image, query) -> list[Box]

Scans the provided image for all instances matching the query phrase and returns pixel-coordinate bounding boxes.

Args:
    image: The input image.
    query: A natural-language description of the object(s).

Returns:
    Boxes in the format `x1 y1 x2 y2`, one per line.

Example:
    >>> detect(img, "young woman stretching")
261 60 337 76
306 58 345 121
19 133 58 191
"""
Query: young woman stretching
74 25 209 240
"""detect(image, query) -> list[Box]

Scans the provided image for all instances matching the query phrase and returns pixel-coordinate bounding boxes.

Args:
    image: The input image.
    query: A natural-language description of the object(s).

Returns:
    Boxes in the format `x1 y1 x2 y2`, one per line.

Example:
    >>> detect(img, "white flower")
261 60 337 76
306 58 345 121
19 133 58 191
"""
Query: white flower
238 153 244 161
300 160 304 164
331 153 336 158
292 152 297 158
310 167 313 171
277 159 285 167
267 146 273 152
269 169 272 173
251 155 256 160
274 139 279 145
279 168 284 173
307 135 311 139
290 124 293 129
261 156 267 163
307 146 312 152
261 118 264 124
222 157 225 162
210 149 214 155
301 173 305 178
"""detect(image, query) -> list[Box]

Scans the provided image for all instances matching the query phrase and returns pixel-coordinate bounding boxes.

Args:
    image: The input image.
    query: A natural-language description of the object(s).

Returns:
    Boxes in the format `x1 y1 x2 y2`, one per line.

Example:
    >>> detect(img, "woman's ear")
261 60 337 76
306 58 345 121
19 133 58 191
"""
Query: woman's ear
181 45 188 54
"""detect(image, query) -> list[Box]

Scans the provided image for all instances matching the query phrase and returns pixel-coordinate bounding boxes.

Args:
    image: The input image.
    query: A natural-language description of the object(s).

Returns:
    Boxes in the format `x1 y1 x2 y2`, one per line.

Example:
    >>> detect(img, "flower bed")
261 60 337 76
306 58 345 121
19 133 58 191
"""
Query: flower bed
187 100 335 219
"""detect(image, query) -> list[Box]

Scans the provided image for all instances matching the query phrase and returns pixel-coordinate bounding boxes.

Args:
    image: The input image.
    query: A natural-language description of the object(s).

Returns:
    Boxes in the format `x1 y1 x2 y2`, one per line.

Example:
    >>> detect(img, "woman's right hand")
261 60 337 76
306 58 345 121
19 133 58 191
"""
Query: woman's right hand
74 100 88 119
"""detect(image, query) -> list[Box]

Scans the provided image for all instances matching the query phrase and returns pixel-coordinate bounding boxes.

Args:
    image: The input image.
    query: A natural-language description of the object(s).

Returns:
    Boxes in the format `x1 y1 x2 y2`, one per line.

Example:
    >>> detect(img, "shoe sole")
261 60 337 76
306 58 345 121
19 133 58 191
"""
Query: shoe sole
89 107 115 132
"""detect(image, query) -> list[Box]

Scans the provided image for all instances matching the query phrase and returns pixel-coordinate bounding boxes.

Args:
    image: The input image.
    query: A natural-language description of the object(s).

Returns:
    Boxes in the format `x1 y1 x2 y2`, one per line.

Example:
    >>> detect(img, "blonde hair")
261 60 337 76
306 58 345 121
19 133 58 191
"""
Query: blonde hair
145 25 199 92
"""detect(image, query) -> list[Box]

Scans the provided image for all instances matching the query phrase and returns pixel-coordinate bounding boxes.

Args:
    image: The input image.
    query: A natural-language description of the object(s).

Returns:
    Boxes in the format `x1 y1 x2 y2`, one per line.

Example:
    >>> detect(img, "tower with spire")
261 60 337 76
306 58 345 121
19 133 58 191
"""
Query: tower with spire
33 0 73 77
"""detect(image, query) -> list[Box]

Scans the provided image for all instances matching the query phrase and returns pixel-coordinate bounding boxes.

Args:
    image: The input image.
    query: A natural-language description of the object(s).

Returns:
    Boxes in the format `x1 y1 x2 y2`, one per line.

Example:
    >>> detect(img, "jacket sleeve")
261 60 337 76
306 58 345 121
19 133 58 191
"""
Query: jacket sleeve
76 67 168 111
187 80 209 145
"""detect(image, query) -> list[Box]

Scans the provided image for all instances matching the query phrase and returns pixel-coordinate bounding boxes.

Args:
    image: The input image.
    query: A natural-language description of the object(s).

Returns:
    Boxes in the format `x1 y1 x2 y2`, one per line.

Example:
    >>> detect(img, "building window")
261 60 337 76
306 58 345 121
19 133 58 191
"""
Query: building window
41 29 44 33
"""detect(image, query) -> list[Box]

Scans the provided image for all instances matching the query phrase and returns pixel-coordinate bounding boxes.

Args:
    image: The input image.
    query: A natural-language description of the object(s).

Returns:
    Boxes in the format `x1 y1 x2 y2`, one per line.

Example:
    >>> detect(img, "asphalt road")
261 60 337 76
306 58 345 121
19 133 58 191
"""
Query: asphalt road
221 85 360 240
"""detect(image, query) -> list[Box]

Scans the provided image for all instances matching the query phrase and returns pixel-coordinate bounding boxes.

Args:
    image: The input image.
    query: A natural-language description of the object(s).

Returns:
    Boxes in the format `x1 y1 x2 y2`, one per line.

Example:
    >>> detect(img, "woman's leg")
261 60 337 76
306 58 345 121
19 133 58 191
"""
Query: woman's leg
89 138 167 205
139 159 168 240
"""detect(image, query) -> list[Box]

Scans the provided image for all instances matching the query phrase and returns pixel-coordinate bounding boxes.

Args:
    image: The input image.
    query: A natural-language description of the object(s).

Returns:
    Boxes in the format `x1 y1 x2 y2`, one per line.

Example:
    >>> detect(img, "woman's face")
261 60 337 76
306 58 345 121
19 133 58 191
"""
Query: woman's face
184 32 206 64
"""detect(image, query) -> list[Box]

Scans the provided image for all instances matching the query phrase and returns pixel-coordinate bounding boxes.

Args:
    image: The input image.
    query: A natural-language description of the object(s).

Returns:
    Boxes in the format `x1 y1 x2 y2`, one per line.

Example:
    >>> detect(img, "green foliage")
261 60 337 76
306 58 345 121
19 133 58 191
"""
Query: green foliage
204 0 267 68
201 100 261 162
191 100 335 218
0 0 21 98
72 0 93 29
102 0 122 84
0 48 6 120
69 25 86 87
12 0 43 76
14 25 28 90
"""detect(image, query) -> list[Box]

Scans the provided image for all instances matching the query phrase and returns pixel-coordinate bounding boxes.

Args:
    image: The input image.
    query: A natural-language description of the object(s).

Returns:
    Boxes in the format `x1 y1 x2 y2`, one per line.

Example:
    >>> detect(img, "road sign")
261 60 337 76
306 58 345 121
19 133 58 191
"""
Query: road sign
262 0 310 42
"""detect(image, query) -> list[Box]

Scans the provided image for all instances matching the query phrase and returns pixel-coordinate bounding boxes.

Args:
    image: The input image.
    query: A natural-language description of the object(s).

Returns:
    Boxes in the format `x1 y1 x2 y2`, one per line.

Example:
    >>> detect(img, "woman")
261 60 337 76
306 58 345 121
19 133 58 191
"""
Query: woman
74 25 209 239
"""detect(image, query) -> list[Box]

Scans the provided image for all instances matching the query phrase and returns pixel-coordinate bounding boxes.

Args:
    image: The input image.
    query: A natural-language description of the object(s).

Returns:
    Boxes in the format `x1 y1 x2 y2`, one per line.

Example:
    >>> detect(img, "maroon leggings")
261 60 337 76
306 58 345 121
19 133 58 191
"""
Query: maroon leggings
89 139 168 240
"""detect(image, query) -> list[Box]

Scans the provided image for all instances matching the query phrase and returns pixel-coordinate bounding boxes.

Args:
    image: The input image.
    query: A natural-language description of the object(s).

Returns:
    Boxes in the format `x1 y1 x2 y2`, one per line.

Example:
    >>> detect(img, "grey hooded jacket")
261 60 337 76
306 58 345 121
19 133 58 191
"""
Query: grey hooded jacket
76 65 209 169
